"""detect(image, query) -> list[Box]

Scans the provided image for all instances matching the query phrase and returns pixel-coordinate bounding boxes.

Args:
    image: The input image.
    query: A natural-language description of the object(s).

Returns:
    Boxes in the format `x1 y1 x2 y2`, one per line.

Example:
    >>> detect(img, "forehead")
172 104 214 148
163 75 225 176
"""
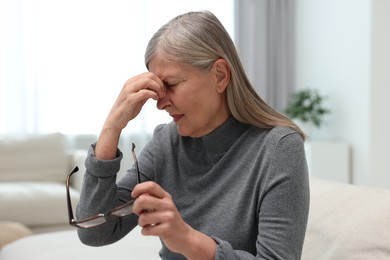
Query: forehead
148 54 193 80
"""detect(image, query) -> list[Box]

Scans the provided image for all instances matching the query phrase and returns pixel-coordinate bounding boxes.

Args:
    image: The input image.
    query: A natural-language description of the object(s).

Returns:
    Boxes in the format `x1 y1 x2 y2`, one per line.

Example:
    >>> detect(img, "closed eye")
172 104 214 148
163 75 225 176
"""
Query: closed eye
163 81 177 89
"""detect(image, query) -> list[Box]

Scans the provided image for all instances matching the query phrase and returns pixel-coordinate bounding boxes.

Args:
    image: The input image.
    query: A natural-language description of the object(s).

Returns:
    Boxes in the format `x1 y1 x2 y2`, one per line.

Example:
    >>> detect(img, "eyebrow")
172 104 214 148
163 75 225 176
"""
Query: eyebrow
160 75 179 81
161 76 187 83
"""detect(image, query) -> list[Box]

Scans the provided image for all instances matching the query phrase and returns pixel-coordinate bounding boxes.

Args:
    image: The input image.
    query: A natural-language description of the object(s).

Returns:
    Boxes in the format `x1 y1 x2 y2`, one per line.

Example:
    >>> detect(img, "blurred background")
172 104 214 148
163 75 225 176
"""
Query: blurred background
1 0 389 189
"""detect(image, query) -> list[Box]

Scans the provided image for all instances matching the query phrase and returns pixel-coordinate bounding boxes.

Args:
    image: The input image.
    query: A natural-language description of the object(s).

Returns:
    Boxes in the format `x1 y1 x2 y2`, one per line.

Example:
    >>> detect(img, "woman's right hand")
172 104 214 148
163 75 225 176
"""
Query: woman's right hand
95 72 166 160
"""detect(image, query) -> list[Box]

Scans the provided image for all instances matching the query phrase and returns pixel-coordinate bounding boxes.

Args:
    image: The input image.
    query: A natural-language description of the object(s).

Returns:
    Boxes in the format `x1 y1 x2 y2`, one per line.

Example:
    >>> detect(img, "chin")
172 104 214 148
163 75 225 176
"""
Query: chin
176 125 209 138
176 125 197 137
176 128 192 137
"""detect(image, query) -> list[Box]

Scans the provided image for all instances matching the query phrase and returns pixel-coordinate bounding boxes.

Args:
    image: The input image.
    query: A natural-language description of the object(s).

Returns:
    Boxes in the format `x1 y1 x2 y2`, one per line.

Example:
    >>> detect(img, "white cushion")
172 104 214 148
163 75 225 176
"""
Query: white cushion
302 178 390 260
0 182 79 226
0 227 161 260
0 133 68 182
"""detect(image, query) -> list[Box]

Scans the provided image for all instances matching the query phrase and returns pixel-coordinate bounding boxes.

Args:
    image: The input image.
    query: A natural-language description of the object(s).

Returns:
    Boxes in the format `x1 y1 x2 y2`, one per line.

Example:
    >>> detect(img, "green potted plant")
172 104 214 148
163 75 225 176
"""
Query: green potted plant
284 88 330 133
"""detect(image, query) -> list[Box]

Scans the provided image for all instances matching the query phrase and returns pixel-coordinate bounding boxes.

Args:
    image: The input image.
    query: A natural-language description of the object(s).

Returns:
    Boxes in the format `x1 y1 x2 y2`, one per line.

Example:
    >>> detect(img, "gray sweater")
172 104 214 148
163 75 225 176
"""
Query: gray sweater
77 117 310 259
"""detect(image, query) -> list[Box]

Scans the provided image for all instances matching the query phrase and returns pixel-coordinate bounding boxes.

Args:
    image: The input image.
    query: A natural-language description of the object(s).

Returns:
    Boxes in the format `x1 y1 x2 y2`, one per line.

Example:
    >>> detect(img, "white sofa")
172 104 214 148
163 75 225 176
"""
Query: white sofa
0 133 87 234
1 178 390 259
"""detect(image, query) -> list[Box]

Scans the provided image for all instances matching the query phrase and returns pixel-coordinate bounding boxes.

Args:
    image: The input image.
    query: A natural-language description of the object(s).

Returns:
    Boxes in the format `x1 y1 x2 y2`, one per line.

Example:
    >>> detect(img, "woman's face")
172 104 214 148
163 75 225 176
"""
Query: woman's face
149 54 230 137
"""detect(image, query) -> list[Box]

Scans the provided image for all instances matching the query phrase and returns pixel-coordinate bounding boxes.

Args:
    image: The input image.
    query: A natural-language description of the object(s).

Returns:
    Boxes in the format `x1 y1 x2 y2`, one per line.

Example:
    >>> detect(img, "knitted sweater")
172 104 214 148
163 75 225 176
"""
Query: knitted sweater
77 117 310 259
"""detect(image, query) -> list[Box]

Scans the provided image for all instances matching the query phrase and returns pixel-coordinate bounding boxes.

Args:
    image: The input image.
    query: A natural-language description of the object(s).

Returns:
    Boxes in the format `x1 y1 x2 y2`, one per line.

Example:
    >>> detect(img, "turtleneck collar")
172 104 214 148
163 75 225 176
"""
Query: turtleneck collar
181 116 250 157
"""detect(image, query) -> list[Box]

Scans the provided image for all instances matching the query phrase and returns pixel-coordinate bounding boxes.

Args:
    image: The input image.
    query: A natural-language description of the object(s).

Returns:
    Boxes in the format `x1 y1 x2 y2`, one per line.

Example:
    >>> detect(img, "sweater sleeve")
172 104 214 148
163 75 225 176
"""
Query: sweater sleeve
214 132 310 259
76 143 139 246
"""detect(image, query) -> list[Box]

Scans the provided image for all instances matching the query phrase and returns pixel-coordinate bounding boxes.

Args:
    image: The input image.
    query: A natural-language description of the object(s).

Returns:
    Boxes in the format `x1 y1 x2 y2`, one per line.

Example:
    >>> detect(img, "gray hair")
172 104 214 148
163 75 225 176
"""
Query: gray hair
145 11 305 139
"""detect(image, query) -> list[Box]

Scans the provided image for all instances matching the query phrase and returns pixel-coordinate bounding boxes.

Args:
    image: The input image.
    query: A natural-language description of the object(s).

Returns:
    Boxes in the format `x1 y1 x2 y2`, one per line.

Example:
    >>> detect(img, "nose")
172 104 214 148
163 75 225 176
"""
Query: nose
157 94 171 110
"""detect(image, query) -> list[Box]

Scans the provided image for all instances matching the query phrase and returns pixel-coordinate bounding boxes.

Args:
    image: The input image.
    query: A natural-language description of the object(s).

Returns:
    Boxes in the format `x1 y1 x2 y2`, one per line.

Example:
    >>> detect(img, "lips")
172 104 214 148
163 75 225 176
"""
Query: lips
171 114 183 122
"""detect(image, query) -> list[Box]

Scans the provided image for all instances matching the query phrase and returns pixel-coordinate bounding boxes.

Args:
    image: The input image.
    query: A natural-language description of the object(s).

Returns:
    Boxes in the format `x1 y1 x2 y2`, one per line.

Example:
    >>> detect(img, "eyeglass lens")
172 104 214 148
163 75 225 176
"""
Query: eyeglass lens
76 216 107 229
110 201 135 217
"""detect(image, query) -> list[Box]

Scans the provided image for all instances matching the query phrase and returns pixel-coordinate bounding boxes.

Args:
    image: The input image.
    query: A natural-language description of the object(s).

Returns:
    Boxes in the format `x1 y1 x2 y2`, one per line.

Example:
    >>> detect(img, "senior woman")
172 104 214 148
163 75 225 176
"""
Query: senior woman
74 10 309 260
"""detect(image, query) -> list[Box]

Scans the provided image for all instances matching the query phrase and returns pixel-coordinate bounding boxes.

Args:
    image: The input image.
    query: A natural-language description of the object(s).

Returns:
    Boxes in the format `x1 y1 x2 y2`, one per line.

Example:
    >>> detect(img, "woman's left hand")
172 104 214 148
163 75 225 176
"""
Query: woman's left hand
131 182 192 253
131 182 216 259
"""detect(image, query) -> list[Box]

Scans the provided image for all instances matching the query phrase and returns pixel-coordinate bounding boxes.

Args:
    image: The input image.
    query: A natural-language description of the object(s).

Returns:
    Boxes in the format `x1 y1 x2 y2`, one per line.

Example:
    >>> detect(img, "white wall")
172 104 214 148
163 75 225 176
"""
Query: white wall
370 0 390 188
295 0 390 188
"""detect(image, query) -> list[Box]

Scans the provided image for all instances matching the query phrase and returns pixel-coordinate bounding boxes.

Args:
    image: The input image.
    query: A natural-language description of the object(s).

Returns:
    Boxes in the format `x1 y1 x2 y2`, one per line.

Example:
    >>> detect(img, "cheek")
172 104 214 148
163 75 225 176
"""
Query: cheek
188 93 221 122
170 87 201 110
174 78 218 114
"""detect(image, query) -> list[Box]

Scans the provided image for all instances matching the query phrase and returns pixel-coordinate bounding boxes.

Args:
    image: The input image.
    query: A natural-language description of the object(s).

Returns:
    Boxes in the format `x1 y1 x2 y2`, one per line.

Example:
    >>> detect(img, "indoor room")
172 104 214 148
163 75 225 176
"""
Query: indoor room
1 0 389 259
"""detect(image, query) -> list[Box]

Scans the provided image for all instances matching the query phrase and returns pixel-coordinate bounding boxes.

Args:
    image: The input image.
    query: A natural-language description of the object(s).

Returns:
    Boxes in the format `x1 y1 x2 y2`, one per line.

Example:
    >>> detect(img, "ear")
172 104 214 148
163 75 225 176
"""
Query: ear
213 59 230 93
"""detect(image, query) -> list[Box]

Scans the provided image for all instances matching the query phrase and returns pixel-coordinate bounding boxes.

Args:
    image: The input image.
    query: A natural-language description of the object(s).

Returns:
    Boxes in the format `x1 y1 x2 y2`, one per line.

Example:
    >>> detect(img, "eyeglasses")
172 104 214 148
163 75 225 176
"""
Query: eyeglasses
66 143 148 229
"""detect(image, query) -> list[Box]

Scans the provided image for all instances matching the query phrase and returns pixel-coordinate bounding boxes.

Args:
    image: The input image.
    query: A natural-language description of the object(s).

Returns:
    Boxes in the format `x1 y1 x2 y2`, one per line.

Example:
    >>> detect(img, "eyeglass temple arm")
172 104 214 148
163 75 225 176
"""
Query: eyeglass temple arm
66 166 79 225
132 143 141 184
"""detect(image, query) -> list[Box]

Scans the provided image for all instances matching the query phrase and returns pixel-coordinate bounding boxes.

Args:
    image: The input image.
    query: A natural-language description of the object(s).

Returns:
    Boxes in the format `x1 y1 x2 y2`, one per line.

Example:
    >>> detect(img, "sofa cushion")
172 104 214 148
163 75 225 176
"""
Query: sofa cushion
0 221 33 248
0 182 80 226
0 227 161 260
302 178 390 260
0 133 67 182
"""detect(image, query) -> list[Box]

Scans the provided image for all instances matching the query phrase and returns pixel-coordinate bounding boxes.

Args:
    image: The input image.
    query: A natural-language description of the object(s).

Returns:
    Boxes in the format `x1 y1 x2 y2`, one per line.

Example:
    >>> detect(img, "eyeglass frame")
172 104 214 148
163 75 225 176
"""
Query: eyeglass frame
65 143 149 229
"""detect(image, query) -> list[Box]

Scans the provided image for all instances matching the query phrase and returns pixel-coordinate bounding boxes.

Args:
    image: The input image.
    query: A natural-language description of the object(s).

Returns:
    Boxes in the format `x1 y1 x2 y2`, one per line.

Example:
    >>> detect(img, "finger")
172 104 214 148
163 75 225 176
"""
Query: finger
133 88 159 102
138 209 176 237
132 193 155 215
131 181 168 199
137 209 162 228
128 73 165 98
140 218 168 237
132 194 173 217
145 73 166 98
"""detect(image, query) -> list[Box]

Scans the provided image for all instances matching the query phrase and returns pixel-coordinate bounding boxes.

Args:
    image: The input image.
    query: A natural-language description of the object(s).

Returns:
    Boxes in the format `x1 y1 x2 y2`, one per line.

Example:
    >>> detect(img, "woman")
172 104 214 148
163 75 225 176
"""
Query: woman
76 11 309 260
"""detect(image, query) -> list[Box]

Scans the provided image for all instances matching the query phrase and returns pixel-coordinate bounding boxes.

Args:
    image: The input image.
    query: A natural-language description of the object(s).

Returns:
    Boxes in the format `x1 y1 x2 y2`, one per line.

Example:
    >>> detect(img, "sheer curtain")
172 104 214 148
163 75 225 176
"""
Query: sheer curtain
0 0 234 136
234 0 295 112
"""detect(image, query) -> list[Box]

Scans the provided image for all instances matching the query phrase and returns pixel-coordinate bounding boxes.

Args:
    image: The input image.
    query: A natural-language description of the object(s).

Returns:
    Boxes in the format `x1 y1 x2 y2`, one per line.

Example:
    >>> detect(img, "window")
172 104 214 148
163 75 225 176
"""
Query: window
0 0 234 135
